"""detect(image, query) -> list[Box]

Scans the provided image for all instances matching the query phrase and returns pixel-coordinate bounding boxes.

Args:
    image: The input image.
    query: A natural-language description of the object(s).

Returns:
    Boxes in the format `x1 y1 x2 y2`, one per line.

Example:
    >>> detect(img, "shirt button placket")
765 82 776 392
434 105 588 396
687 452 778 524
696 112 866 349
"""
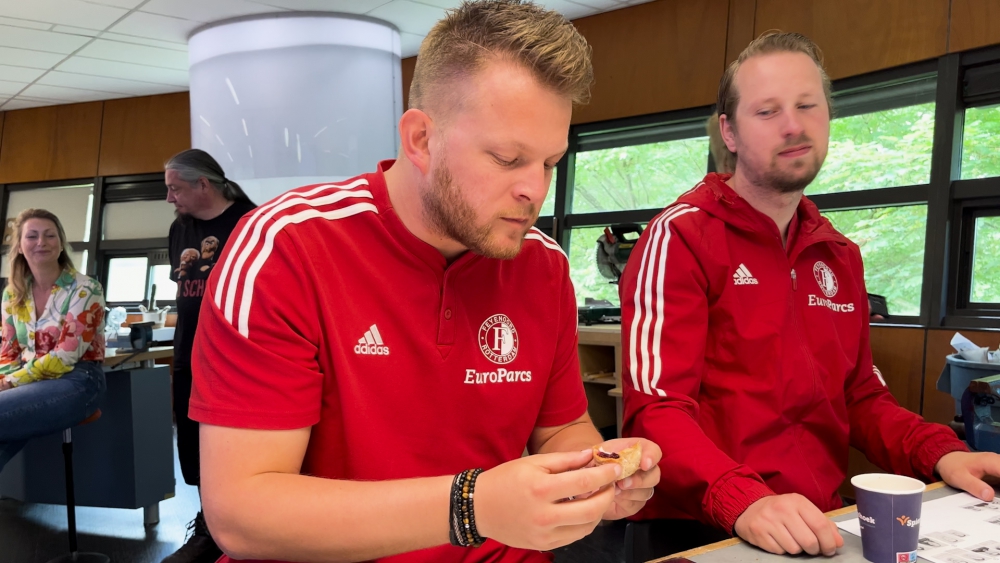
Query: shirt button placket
437 277 455 346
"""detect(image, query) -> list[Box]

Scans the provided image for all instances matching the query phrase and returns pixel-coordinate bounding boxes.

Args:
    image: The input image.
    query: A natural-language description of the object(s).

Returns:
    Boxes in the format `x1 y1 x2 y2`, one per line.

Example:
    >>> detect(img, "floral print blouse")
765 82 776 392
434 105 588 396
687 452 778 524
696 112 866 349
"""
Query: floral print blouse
0 269 106 387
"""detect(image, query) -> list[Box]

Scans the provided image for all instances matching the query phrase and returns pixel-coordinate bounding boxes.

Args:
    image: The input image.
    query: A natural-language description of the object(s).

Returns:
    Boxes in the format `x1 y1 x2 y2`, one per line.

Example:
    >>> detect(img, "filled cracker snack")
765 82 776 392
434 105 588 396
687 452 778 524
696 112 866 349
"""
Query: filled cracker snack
591 442 641 479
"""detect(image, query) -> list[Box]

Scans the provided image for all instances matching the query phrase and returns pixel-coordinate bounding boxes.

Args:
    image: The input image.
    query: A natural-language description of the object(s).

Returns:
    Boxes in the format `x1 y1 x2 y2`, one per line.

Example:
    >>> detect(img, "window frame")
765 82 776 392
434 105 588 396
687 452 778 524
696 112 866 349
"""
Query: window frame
0 177 103 277
557 105 715 253
940 45 1000 327
949 196 1000 318
547 61 942 324
102 249 177 311
96 173 173 312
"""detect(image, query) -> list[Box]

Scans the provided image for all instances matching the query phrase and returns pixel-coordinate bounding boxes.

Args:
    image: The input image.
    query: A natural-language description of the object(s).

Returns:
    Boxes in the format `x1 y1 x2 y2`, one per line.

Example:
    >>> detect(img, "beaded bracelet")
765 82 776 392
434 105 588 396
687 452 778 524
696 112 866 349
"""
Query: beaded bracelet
449 468 486 547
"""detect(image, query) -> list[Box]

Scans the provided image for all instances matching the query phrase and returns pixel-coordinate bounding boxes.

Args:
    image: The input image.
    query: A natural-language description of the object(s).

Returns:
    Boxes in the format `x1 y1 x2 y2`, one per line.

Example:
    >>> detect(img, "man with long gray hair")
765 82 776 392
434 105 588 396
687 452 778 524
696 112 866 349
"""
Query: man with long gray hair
162 148 255 563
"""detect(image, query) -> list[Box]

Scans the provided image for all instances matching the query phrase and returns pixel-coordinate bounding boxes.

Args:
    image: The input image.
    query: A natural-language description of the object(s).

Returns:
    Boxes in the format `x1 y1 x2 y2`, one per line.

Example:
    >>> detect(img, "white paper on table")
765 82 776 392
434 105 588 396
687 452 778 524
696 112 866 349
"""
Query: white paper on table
838 492 1000 563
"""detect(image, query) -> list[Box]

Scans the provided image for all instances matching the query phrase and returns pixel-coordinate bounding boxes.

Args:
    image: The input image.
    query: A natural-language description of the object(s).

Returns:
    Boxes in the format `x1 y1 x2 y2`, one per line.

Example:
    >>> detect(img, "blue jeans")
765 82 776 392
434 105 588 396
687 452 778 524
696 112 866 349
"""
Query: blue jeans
0 361 106 472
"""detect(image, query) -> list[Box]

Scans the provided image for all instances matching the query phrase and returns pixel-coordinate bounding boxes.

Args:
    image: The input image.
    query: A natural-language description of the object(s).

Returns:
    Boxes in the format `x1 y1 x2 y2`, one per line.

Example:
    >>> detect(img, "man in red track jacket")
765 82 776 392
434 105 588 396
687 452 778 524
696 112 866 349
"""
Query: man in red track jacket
621 31 1000 558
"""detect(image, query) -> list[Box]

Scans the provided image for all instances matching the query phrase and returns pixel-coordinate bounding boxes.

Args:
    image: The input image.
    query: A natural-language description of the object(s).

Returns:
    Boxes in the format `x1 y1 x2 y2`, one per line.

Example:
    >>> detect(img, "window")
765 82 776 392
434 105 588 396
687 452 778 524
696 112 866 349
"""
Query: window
106 257 149 303
540 167 557 216
572 136 709 213
822 205 927 316
569 226 622 306
150 264 178 304
970 215 1000 303
961 104 1000 180
103 200 176 240
104 251 174 306
810 103 935 195
5 184 94 241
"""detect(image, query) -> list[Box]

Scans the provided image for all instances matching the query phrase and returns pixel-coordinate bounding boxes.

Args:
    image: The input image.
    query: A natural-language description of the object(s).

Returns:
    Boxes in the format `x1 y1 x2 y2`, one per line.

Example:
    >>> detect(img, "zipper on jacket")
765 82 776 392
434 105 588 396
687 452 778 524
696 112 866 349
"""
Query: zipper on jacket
791 268 797 291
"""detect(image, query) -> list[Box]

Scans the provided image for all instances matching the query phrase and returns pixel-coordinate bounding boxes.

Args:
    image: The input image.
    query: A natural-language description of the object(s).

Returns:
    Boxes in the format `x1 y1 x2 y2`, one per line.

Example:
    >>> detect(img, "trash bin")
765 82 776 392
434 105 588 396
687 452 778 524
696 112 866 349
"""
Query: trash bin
937 354 1000 418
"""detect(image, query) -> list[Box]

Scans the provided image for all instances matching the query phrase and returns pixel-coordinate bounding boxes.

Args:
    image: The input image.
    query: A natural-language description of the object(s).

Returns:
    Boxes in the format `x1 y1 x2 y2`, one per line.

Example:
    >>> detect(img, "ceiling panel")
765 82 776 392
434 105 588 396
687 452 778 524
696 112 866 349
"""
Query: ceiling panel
0 79 27 96
407 0 460 7
21 82 129 102
56 57 190 86
536 0 601 19
0 47 66 70
51 25 104 37
38 71 186 96
568 0 626 9
82 0 154 8
0 64 49 83
368 1 447 35
2 96 65 109
108 11 202 43
0 0 645 110
400 32 424 57
0 0 127 29
0 16 54 30
77 38 189 69
100 31 188 50
0 25 93 54
141 0 287 24
245 0 393 12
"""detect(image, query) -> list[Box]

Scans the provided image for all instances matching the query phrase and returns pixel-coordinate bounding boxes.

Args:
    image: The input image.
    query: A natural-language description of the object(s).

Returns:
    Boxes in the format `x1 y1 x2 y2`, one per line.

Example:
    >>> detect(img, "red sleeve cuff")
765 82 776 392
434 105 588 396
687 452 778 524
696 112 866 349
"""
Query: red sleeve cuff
708 472 776 534
914 433 969 482
535 398 589 429
188 403 319 430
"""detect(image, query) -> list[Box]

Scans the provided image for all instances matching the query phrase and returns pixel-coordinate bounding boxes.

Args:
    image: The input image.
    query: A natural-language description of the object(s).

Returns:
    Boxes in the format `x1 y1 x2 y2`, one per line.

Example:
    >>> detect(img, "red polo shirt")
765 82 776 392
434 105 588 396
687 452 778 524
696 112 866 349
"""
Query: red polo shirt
190 160 588 563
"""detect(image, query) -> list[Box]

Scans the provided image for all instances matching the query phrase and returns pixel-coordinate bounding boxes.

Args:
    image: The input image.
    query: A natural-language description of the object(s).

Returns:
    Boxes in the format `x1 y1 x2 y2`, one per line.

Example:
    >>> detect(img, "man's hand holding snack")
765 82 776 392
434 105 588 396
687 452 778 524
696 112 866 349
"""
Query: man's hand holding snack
592 438 662 520
474 449 622 551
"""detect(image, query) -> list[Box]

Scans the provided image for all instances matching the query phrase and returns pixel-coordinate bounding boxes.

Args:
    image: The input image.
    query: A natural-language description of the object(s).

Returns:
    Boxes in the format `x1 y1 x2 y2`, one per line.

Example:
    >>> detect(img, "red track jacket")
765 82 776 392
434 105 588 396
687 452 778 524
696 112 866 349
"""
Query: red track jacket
621 173 966 533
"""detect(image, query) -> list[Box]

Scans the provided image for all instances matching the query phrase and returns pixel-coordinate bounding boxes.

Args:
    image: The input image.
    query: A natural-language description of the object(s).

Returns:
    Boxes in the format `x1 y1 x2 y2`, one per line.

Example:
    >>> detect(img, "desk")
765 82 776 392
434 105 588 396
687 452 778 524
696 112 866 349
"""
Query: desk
104 346 175 369
0 348 175 526
651 482 956 563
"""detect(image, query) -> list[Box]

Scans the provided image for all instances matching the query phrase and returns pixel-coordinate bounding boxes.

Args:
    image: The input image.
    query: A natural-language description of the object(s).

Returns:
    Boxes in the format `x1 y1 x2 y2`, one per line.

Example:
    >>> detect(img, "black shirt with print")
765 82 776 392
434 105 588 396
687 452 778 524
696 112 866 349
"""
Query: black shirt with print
169 200 256 370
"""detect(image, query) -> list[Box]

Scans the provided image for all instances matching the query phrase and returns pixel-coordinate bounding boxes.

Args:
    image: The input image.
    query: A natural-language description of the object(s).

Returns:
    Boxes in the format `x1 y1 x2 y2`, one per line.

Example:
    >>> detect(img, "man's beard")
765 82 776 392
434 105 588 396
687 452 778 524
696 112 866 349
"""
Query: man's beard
421 160 537 260
740 134 823 194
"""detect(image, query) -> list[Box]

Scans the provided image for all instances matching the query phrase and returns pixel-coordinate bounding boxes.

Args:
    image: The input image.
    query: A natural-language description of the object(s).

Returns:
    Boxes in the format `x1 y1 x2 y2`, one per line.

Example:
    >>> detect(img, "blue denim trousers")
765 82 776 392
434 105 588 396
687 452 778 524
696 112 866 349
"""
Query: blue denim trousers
0 361 106 472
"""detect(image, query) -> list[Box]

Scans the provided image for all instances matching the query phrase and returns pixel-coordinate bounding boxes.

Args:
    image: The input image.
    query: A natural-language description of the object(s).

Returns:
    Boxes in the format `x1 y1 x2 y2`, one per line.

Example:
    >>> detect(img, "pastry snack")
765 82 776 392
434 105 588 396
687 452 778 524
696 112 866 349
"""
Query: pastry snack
592 442 641 479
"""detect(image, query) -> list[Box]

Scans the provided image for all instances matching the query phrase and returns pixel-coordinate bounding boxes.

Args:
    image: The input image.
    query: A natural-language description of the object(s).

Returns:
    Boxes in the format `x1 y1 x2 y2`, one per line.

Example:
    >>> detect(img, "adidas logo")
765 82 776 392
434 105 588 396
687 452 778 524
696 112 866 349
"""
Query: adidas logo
733 264 759 285
354 324 389 356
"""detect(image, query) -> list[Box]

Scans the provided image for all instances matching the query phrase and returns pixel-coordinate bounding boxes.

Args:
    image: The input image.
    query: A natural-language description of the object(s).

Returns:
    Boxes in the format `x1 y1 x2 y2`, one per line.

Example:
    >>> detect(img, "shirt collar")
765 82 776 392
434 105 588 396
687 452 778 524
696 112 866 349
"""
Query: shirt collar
27 268 76 290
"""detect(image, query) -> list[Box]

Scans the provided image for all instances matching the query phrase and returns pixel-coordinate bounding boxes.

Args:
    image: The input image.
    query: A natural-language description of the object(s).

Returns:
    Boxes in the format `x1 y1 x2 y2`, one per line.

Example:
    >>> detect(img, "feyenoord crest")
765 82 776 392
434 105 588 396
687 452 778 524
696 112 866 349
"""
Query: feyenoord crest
813 261 839 298
479 314 519 365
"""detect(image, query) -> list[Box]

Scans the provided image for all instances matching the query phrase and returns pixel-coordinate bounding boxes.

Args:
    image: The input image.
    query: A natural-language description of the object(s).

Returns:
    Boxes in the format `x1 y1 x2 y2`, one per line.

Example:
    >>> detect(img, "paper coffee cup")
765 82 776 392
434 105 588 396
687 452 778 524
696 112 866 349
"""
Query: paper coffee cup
852 474 926 563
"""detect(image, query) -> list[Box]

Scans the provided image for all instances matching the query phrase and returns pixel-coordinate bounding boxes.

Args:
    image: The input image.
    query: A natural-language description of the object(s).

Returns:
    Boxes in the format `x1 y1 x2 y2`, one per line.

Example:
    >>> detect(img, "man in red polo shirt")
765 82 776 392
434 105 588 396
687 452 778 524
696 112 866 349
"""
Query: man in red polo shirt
189 2 662 563
621 31 1000 558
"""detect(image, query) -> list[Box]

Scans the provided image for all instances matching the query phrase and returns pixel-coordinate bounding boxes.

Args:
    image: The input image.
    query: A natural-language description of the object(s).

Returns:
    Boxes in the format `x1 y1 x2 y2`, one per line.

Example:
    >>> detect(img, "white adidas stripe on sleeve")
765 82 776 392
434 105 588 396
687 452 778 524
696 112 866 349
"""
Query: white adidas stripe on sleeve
628 204 700 396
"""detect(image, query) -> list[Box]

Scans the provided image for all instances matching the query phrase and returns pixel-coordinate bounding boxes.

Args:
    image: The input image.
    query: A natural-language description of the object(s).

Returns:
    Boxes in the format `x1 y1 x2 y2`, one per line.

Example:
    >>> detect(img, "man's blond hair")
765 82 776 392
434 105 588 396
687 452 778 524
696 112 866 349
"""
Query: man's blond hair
409 0 593 114
717 30 834 126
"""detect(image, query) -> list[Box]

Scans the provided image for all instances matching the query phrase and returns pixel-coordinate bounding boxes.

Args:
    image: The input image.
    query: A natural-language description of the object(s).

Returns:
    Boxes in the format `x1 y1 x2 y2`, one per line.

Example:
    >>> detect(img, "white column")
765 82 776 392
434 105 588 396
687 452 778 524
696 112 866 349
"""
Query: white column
188 14 402 204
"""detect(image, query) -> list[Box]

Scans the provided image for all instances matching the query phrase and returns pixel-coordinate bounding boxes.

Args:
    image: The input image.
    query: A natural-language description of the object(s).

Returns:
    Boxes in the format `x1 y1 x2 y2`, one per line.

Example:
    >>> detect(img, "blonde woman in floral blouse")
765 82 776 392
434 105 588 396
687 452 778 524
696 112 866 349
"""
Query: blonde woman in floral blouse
0 209 106 471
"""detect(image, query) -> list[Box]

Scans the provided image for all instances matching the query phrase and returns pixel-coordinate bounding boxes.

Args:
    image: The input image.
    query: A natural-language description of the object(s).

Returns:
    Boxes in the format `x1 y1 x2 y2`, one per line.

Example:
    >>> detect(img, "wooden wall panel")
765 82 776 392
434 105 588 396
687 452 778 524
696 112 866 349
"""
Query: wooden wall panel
0 102 103 184
870 326 926 414
840 447 882 499
571 0 728 124
402 56 416 112
753 0 949 80
725 0 757 65
923 329 1000 426
839 326 927 498
98 92 190 177
949 0 1000 53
